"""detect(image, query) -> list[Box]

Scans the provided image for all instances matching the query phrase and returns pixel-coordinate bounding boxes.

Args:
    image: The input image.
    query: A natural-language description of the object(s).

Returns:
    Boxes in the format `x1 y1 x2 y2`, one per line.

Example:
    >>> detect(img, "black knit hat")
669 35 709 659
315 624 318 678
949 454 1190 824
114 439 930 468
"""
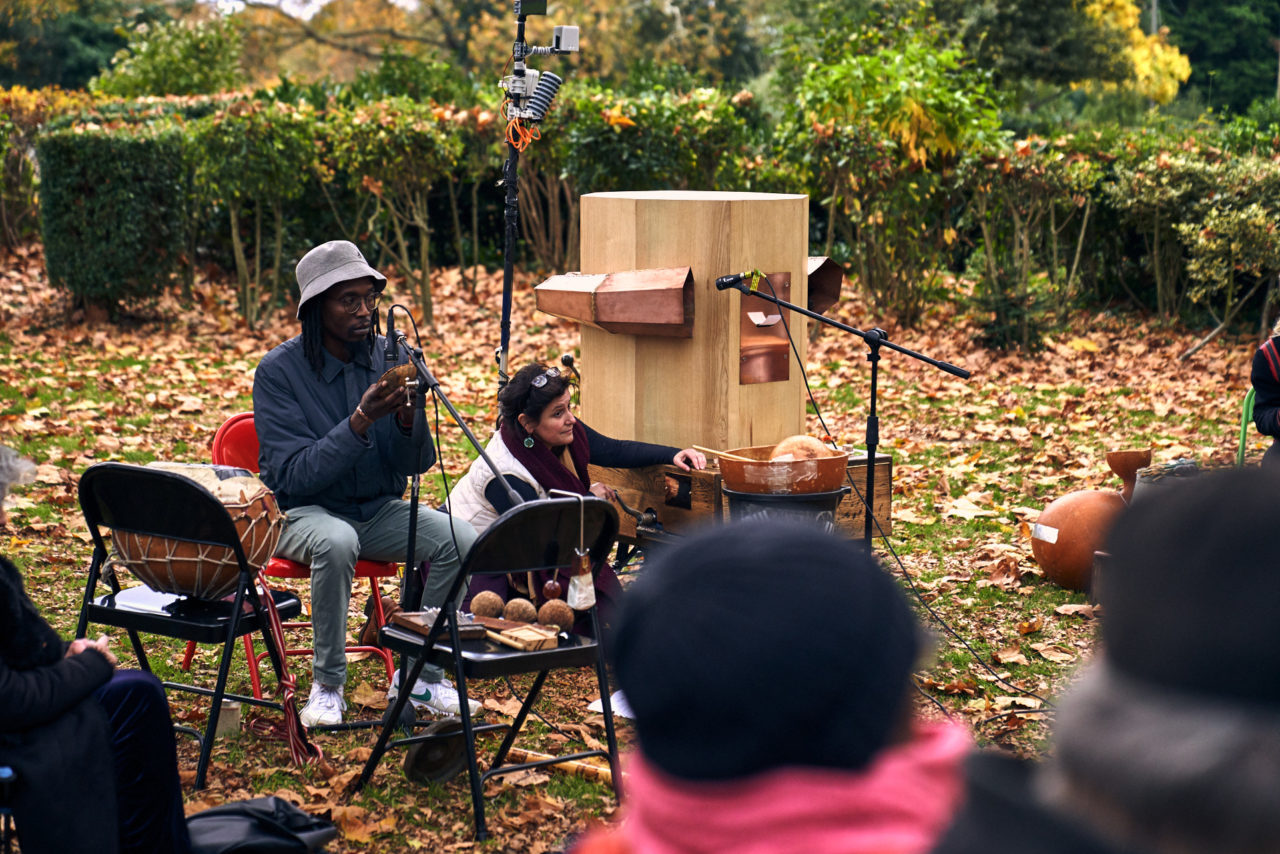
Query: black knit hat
1101 466 1280 707
612 520 920 781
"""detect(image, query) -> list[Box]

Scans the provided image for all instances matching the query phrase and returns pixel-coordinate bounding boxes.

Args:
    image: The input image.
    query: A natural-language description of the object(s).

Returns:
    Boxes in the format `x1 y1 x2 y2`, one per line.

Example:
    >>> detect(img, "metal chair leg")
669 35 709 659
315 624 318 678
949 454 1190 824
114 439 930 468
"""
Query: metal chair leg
354 654 431 792
591 608 623 800
452 661 490 840
194 590 247 790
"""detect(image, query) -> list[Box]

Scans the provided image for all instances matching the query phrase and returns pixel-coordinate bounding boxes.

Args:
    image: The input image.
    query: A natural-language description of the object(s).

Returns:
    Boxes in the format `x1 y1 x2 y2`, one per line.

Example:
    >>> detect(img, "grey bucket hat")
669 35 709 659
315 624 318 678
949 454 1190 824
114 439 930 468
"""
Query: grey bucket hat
295 240 386 318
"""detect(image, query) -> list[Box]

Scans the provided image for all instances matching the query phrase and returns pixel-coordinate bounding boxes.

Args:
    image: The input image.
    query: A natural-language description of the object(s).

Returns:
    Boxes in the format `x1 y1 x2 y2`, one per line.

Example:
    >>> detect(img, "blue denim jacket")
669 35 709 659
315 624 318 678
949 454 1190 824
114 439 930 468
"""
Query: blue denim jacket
252 335 434 521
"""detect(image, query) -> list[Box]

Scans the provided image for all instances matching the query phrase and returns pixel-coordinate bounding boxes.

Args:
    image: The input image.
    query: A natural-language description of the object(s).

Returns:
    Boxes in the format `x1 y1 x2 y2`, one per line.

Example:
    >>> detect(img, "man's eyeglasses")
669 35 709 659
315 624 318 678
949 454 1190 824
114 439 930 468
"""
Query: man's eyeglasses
530 367 561 388
334 292 381 314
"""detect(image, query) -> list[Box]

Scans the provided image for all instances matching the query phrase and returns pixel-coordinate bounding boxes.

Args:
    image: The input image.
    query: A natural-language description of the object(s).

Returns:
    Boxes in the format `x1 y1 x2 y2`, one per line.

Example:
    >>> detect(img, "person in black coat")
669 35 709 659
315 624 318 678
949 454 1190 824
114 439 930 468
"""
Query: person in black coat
0 553 190 854
1250 333 1280 467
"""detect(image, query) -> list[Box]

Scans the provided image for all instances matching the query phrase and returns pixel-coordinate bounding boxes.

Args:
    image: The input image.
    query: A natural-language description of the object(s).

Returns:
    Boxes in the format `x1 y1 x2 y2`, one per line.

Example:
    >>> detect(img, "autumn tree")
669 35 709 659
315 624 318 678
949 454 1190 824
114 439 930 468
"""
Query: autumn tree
0 0 140 89
191 100 317 328
769 0 922 102
237 0 419 84
1160 0 1280 114
231 0 767 91
1081 0 1190 105
775 18 1003 324
931 0 1132 97
325 98 461 326
91 14 247 96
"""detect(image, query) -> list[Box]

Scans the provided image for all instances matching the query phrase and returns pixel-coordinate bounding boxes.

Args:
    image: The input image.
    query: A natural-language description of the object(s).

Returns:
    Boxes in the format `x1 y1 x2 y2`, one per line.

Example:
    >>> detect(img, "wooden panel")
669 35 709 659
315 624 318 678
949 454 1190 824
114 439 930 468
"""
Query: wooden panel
729 194 808 449
590 453 892 542
833 454 894 540
534 268 694 336
578 195 639 440
576 191 808 452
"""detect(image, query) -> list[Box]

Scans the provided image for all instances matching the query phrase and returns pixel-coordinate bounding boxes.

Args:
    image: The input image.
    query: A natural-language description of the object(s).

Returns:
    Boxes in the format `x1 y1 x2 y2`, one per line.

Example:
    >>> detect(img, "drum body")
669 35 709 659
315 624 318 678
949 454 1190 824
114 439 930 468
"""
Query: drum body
112 475 284 599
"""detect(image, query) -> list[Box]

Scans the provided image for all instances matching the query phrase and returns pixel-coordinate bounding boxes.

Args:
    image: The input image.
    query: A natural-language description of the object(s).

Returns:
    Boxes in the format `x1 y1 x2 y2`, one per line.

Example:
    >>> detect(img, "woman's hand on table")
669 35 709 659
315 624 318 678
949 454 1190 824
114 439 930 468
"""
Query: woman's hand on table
672 448 707 471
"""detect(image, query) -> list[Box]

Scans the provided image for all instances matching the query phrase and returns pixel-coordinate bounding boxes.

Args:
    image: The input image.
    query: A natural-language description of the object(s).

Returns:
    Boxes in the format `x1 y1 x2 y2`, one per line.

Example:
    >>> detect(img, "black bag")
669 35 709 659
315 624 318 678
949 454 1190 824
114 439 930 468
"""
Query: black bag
187 796 338 854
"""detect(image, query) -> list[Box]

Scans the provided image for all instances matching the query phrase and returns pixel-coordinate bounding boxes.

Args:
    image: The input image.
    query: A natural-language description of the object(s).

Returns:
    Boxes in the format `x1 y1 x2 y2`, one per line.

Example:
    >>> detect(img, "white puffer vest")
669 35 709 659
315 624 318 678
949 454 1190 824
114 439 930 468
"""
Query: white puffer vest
446 431 547 533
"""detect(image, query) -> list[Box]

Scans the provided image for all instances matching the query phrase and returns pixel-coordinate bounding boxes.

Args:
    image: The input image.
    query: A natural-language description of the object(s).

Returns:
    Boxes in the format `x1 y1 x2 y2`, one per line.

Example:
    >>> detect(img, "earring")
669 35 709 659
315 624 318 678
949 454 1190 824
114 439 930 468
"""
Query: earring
523 435 535 449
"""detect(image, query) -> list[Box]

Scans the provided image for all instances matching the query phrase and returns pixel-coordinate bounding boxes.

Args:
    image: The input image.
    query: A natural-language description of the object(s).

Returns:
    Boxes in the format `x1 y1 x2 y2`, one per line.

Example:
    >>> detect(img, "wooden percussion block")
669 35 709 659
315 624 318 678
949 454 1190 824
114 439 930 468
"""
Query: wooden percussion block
484 625 560 651
589 452 892 542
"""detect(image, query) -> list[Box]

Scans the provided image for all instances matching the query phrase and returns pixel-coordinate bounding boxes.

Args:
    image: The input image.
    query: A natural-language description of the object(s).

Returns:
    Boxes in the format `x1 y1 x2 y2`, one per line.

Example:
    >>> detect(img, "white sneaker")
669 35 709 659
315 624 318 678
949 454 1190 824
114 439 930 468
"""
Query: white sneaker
300 682 346 728
388 672 481 717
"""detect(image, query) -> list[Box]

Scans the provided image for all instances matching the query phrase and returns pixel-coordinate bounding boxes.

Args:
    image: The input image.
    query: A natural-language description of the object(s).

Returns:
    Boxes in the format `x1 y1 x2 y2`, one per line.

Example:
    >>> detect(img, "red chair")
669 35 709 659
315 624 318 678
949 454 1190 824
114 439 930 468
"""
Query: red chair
183 412 397 698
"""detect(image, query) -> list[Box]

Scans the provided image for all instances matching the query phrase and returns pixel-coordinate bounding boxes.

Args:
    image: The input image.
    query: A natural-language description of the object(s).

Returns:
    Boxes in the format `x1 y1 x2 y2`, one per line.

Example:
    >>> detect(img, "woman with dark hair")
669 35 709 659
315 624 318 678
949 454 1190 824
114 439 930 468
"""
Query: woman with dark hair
0 552 191 854
447 363 704 628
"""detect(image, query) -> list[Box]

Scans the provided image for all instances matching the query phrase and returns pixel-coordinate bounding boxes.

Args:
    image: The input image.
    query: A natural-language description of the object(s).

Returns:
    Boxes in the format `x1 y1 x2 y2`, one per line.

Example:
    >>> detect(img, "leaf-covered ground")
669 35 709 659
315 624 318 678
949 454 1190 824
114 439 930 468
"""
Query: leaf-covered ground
0 242 1258 851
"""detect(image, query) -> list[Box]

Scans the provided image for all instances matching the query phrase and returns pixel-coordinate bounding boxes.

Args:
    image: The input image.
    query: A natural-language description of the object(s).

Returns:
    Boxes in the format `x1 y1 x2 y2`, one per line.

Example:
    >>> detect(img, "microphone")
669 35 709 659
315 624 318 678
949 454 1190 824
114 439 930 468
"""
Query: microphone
384 307 397 363
715 272 747 291
527 71 563 120
560 352 581 381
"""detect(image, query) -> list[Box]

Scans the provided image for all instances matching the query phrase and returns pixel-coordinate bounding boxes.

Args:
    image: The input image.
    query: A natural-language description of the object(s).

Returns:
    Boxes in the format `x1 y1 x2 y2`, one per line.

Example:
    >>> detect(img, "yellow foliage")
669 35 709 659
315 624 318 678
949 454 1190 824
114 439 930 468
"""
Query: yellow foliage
0 85 95 132
886 97 957 167
602 104 636 129
1083 0 1191 104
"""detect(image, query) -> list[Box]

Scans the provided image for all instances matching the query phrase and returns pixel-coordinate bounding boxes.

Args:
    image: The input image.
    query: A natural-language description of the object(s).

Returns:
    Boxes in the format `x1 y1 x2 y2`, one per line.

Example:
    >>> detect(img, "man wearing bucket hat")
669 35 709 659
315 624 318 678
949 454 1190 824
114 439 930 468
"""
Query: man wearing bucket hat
253 240 478 727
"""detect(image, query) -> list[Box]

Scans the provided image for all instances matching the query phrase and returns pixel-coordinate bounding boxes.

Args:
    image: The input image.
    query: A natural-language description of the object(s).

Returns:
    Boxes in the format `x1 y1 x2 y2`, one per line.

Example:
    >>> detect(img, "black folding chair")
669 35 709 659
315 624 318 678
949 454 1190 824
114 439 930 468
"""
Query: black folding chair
353 495 622 840
75 462 301 790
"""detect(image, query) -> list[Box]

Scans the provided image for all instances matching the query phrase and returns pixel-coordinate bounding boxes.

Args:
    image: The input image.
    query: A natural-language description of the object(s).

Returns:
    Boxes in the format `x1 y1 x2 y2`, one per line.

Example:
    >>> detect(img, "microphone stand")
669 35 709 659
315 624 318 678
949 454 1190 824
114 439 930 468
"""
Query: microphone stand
495 1 575 393
390 333 525 585
497 105 519 394
384 332 524 715
716 277 970 543
496 2 530 395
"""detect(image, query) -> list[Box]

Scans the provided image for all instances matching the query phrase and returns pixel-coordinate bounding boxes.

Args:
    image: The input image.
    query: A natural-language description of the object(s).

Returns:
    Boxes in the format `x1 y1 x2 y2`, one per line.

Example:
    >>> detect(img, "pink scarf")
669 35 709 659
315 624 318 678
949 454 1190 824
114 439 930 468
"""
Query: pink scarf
577 721 971 854
499 418 591 495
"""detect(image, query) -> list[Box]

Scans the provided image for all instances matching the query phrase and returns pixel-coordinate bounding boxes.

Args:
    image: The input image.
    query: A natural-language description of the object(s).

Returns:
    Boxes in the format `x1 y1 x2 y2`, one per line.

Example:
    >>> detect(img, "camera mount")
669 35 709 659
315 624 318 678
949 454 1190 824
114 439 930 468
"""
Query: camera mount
496 0 578 392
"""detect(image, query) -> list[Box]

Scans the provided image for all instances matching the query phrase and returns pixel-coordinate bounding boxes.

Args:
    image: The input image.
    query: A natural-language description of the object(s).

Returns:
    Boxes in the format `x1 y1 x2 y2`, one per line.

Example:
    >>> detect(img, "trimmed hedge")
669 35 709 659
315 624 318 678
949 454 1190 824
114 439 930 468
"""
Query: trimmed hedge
37 123 187 310
19 81 1280 340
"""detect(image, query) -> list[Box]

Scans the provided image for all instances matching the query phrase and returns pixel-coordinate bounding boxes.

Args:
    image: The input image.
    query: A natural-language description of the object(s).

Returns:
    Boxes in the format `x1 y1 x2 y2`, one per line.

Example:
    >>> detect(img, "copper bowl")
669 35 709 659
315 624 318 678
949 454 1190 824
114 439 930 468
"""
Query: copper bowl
718 444 850 495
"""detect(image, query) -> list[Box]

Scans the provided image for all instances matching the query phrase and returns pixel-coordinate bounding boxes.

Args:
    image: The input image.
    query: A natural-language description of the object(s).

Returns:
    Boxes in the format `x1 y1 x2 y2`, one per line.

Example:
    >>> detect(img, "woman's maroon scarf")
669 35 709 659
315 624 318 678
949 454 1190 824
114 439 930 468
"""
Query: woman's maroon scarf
499 419 592 495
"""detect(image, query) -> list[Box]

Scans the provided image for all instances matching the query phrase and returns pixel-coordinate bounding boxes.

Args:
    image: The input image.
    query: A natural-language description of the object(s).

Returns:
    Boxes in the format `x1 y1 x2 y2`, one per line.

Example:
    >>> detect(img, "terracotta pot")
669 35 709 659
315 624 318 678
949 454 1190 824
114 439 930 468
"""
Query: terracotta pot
1105 449 1153 502
1031 490 1126 591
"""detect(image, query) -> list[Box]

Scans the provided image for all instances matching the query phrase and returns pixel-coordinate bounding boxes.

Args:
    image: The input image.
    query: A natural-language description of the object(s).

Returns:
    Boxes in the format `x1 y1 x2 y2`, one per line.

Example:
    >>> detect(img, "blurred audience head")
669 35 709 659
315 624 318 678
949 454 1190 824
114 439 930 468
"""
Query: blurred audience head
613 519 922 780
1044 466 1280 854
